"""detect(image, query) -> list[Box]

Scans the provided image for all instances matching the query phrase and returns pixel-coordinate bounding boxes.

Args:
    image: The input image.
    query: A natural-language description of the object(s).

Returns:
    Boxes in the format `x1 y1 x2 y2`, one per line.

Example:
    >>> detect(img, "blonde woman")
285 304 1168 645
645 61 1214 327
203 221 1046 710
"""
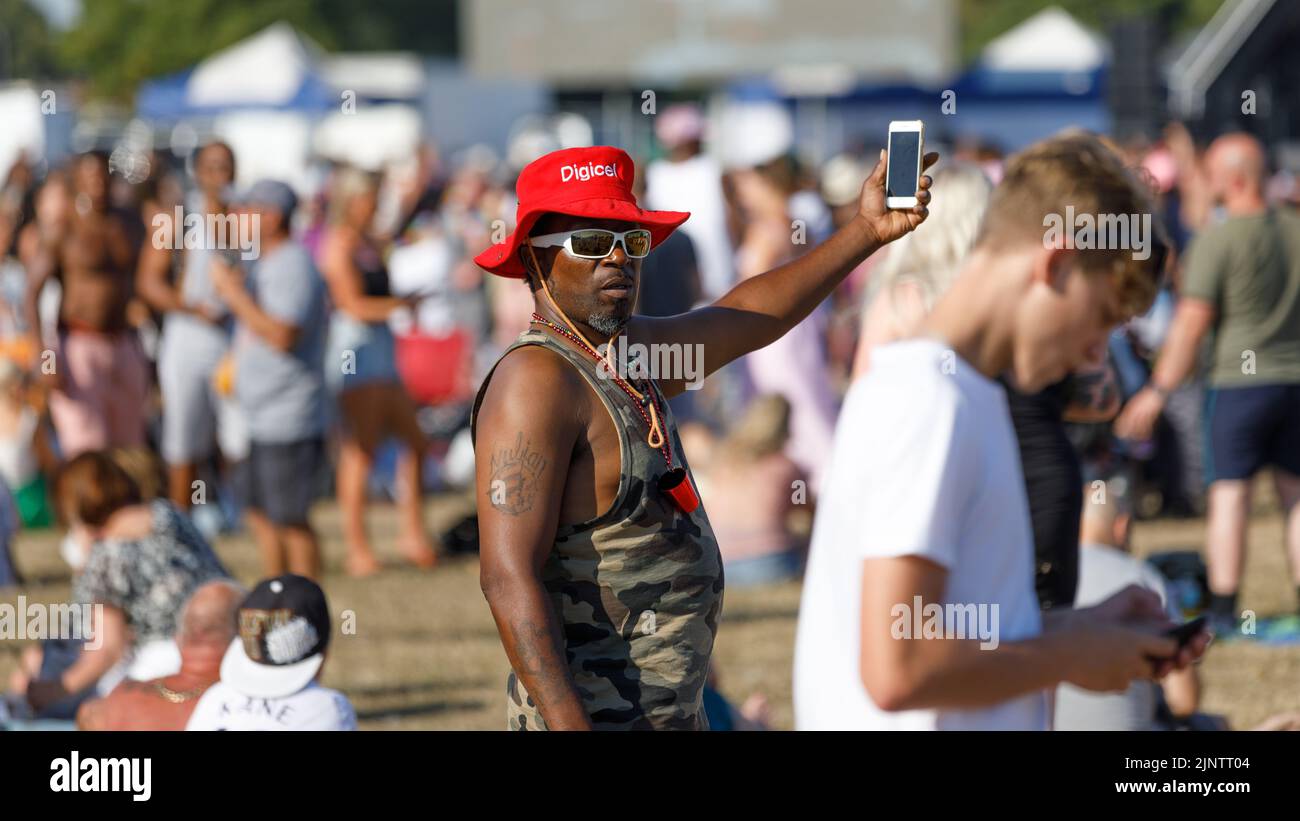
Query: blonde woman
852 162 993 378
320 168 434 576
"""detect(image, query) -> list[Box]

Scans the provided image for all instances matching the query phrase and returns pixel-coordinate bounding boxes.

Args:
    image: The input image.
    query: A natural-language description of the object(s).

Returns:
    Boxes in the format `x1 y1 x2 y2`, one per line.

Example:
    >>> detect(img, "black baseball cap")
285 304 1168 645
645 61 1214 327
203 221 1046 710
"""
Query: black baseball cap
220 575 330 698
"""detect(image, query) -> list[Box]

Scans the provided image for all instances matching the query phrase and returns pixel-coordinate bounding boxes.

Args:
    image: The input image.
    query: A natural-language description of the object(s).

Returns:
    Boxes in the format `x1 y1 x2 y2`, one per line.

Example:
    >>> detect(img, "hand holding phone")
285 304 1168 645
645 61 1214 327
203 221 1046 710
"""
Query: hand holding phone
1143 616 1210 672
1164 616 1208 649
886 120 925 210
854 129 937 246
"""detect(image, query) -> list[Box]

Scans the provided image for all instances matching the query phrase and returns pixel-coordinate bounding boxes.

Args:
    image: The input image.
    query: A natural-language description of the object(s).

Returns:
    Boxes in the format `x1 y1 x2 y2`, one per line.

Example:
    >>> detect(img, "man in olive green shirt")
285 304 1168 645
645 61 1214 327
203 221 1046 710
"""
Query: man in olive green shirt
1116 132 1300 630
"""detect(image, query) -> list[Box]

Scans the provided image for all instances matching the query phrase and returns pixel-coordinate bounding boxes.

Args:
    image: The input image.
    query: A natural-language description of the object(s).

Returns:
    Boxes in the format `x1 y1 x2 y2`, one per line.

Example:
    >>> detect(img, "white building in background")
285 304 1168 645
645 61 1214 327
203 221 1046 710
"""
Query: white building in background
0 84 47 179
462 0 957 161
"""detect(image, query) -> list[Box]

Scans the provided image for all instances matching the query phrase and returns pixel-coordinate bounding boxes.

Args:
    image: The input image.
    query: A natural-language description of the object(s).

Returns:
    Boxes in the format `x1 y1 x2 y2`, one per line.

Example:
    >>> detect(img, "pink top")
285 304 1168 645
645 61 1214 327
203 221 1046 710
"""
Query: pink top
701 452 804 563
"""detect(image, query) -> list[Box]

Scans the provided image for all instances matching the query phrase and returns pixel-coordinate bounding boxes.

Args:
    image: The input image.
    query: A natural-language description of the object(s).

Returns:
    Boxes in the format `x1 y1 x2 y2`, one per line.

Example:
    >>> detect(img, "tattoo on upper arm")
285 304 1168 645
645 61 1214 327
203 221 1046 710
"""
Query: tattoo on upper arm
1073 367 1118 412
487 431 548 516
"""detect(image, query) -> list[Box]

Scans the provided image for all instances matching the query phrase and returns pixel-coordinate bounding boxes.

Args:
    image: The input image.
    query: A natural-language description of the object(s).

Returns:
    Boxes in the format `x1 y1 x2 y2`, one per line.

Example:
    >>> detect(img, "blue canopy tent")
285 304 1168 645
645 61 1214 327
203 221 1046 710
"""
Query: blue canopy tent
136 66 337 120
720 6 1110 159
134 23 339 121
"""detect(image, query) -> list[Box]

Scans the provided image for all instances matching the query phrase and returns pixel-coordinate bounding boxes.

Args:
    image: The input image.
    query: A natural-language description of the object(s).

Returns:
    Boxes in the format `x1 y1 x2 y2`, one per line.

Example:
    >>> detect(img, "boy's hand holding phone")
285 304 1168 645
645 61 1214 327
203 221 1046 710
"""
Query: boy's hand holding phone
1073 584 1212 678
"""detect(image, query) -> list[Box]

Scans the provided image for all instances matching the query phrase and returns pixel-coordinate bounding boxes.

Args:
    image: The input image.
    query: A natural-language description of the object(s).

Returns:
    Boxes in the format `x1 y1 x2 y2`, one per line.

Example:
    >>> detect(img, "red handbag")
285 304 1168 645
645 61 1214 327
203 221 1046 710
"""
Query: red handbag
394 327 472 405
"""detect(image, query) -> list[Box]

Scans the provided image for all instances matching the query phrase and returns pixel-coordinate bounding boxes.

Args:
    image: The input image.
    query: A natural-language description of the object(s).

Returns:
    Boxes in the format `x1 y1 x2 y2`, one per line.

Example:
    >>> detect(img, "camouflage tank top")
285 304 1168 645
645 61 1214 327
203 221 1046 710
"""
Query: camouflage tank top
472 327 725 730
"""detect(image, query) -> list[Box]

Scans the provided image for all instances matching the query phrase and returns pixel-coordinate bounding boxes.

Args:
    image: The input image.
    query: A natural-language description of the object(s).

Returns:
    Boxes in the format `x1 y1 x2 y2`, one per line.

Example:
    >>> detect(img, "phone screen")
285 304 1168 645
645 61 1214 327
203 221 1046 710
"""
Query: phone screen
887 130 921 200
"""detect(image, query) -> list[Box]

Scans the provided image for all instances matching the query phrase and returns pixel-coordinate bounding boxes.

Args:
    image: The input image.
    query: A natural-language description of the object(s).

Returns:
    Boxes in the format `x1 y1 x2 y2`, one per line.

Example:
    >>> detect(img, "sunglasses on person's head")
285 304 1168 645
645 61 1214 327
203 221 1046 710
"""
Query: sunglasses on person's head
528 228 653 259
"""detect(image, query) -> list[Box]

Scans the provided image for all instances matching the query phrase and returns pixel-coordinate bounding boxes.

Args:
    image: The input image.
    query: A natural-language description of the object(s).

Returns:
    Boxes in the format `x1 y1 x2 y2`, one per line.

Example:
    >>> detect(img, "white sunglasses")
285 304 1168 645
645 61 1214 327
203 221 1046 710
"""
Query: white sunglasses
528 228 653 259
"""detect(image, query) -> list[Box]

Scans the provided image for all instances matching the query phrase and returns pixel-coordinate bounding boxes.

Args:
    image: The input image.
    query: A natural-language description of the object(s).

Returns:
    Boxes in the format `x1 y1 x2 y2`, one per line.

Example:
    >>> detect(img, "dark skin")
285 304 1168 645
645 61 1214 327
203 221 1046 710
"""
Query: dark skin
475 149 937 729
25 155 137 340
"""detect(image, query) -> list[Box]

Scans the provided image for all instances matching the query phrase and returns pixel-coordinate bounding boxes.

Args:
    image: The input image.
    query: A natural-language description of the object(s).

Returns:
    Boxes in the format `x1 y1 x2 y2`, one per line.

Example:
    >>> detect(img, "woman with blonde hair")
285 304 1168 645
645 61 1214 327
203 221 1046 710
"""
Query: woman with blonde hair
852 161 993 378
319 167 434 576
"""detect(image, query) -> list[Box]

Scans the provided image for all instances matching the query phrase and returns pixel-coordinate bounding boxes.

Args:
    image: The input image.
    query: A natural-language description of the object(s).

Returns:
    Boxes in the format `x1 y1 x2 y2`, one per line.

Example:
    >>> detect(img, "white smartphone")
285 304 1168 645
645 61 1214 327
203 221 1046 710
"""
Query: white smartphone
885 120 925 209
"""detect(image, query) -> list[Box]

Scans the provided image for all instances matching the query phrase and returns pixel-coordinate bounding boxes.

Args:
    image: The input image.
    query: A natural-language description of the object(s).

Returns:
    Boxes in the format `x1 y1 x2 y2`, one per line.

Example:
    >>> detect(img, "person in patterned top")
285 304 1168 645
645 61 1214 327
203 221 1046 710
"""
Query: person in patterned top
17 451 231 716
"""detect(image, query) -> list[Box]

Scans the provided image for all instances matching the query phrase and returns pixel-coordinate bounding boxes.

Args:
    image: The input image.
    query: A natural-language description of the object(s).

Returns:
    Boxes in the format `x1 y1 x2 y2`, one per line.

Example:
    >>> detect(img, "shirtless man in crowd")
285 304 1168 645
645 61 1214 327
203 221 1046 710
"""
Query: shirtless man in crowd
25 151 149 457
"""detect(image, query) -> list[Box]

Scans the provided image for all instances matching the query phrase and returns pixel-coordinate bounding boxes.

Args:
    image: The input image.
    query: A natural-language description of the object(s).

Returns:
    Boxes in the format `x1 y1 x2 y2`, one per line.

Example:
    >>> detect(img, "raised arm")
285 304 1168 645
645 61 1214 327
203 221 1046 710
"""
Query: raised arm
475 347 593 730
632 150 937 397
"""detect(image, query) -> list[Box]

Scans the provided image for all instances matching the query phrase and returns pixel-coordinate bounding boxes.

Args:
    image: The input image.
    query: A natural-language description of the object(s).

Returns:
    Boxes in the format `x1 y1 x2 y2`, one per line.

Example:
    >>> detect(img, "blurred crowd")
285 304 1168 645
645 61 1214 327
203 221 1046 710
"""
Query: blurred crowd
1 98 1299 730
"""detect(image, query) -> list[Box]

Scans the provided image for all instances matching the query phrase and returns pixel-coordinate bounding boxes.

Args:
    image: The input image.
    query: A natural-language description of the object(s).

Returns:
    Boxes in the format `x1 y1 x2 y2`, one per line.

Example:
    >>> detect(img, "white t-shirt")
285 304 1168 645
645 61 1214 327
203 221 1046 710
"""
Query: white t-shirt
794 338 1049 730
386 232 458 336
644 155 734 301
186 681 357 731
1052 543 1179 731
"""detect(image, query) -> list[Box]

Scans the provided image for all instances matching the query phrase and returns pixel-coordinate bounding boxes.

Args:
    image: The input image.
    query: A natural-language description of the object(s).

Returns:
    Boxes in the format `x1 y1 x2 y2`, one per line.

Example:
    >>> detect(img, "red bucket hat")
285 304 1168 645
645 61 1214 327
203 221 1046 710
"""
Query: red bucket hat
474 146 690 278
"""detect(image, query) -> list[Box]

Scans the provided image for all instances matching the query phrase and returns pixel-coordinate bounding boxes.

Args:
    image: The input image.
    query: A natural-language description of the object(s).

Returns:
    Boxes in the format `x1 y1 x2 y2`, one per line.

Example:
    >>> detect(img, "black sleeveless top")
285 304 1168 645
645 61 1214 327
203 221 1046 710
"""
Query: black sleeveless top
353 242 390 297
1001 376 1082 610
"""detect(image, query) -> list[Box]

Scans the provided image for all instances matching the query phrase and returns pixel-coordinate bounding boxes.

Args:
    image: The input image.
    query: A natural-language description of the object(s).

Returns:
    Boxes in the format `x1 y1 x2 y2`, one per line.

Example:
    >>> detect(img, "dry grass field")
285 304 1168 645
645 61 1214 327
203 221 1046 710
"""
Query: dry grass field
3 475 1298 730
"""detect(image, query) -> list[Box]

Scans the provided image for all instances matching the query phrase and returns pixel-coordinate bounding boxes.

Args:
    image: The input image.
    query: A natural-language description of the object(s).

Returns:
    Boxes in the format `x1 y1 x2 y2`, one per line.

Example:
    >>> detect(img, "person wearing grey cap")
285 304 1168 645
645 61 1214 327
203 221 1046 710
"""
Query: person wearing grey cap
211 179 329 579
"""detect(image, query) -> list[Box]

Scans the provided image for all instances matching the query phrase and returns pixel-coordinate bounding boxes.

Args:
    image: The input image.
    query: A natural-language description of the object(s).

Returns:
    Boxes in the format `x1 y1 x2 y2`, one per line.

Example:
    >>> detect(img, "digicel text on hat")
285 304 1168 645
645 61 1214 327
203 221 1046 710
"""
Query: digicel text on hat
560 162 620 183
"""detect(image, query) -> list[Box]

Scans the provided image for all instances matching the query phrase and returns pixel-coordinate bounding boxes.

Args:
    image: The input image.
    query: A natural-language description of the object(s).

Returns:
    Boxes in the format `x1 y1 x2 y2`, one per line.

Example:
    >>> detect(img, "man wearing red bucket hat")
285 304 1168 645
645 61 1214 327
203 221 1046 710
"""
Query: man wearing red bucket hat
472 144 935 730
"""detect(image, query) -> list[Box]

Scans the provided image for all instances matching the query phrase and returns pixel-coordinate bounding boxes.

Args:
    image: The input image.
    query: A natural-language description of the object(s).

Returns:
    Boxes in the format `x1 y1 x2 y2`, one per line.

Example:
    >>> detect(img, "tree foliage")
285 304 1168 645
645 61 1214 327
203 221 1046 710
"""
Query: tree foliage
54 0 458 101
960 0 1225 63
0 0 60 80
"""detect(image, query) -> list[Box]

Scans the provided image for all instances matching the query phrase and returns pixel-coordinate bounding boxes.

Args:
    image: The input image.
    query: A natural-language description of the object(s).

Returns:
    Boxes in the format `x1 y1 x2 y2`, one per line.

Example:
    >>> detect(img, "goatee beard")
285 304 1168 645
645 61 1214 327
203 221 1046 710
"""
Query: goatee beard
587 310 629 336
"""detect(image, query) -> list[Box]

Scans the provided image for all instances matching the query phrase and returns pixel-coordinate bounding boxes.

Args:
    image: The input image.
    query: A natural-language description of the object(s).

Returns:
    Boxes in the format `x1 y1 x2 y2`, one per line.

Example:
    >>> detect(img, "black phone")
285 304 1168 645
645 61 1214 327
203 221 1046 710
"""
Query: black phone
1164 616 1207 648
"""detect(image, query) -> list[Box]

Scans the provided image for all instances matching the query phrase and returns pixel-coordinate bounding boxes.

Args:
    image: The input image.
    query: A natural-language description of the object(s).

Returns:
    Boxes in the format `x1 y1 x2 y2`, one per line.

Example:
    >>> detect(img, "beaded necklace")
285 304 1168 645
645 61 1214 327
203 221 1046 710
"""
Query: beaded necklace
523 243 699 514
529 312 671 468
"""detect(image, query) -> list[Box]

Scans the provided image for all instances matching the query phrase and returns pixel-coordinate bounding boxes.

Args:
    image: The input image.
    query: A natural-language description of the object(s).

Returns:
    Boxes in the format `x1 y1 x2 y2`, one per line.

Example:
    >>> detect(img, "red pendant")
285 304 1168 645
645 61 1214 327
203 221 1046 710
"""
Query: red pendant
658 467 699 514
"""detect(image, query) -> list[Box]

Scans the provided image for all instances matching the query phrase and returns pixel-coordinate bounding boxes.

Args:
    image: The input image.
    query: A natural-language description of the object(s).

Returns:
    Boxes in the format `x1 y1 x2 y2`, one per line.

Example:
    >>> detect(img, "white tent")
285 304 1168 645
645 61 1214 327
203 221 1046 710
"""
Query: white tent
0 85 46 179
980 7 1110 73
313 105 422 172
187 22 329 110
136 24 429 189
213 111 315 192
321 53 425 101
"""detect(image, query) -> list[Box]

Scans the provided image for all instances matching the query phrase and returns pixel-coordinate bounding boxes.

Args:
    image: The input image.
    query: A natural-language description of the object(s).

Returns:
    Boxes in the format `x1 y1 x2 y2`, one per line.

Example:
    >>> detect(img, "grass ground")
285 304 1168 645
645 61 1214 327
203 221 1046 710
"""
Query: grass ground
3 476 1298 730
